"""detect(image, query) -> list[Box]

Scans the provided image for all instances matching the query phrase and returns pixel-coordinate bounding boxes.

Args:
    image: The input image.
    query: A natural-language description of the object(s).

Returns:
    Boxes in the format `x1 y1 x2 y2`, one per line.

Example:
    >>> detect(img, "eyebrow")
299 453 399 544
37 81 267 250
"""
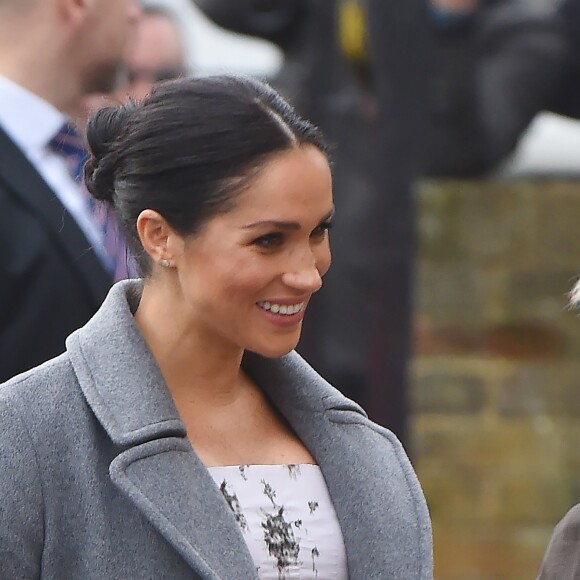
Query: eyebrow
242 208 335 231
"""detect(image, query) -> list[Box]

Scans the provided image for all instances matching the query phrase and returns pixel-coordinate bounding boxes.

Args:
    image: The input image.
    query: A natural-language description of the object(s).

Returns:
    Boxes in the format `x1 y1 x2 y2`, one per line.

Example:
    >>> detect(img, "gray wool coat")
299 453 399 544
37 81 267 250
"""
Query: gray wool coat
0 280 433 579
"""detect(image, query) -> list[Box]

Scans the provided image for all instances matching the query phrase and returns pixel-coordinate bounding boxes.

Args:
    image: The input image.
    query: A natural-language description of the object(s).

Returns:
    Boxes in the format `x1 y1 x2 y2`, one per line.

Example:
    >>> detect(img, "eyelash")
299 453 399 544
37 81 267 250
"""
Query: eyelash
252 221 333 249
312 220 333 238
253 232 284 249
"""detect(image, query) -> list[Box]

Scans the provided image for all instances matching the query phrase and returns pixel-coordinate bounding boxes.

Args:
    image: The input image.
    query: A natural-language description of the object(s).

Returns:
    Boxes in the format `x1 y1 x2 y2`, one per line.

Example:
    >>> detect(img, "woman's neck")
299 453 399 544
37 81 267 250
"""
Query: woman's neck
134 281 245 407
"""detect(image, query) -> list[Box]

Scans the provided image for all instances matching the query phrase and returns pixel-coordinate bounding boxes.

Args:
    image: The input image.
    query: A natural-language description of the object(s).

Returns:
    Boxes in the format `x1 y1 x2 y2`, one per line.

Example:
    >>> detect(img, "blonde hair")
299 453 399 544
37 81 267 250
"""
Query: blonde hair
571 278 580 307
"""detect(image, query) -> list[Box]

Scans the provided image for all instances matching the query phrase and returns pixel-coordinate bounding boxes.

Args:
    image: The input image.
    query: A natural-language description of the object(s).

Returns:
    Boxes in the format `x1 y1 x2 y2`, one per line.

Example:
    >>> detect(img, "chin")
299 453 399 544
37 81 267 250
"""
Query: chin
249 340 298 359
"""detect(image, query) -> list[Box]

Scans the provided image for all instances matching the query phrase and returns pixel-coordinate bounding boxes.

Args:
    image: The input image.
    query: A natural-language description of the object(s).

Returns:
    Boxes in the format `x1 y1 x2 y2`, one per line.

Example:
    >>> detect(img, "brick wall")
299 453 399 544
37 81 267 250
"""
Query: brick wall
411 180 580 579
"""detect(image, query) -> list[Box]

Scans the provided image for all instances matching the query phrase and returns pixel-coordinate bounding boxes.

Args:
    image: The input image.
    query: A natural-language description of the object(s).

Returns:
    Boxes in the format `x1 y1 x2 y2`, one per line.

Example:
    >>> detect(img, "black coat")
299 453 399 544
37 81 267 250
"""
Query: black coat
0 127 112 382
425 0 574 175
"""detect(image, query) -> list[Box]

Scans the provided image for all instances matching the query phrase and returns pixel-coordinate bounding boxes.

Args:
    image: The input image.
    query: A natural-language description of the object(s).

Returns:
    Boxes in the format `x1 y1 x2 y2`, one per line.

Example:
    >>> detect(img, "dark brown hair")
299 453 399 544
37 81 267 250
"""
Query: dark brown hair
84 75 328 275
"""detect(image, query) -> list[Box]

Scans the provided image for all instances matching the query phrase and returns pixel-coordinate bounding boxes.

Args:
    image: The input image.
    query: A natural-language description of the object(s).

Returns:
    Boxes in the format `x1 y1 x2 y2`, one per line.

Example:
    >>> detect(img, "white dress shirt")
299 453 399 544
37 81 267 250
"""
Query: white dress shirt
0 75 109 266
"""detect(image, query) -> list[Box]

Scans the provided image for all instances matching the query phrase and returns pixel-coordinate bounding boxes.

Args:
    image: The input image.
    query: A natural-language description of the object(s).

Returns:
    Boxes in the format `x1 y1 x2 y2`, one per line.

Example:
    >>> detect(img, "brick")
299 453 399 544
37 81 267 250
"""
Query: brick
412 371 485 414
412 179 580 579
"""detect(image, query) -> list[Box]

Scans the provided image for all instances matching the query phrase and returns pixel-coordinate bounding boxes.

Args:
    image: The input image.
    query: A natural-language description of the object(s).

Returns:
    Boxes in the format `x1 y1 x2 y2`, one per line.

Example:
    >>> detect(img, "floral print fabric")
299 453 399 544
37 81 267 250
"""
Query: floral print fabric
208 464 349 579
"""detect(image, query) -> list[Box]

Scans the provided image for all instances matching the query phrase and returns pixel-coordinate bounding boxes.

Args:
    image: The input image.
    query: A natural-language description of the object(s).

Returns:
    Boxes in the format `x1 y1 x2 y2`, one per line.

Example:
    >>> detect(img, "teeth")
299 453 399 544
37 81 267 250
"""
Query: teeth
258 301 304 316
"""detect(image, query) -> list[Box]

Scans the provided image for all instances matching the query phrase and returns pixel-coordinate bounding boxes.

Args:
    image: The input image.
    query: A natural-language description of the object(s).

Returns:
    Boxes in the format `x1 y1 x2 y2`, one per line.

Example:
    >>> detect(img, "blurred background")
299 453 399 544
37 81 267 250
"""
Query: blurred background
153 0 282 76
160 0 580 177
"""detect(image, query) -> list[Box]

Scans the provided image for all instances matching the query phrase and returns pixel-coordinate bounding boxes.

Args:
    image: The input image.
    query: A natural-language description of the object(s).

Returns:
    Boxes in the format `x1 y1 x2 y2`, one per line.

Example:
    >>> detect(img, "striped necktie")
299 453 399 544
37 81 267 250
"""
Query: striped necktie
49 122 134 279
49 122 88 183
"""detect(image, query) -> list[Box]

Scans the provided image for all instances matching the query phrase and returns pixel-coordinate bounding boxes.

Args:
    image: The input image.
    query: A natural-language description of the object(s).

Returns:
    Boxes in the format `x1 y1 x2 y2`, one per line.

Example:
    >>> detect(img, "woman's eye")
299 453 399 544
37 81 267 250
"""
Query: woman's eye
311 221 333 238
253 232 284 249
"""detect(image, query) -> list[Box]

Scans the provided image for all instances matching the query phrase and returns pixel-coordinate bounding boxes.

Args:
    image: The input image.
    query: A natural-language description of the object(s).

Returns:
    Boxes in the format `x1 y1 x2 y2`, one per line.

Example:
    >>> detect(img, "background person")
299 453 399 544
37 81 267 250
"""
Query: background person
116 2 189 102
0 0 141 383
79 1 191 280
423 0 572 176
0 75 432 579
80 2 189 114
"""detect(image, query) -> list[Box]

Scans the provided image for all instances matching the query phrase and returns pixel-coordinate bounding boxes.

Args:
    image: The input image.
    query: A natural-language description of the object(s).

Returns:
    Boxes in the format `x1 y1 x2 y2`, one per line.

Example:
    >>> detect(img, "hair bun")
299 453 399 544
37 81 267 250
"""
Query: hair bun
84 103 135 204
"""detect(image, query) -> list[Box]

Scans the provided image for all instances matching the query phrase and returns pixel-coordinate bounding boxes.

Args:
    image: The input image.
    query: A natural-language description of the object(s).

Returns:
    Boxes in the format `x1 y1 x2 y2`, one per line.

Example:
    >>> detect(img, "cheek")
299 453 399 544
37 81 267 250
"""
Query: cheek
223 265 272 302
202 258 270 306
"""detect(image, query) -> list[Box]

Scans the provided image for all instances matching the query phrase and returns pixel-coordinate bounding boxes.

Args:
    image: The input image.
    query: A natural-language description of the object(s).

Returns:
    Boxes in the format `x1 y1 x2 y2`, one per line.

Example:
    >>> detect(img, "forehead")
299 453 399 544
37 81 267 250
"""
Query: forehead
225 146 333 224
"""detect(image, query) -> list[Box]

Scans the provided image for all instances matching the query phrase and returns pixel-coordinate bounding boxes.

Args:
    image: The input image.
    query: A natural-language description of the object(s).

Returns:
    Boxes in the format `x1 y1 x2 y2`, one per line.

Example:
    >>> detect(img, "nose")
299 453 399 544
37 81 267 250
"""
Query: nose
282 268 323 293
281 258 324 293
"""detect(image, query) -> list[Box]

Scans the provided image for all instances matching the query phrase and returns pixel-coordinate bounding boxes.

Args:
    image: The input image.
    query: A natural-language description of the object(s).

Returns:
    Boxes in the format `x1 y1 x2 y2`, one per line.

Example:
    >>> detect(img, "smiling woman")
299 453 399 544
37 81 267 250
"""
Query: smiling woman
0 75 433 579
134 144 334 361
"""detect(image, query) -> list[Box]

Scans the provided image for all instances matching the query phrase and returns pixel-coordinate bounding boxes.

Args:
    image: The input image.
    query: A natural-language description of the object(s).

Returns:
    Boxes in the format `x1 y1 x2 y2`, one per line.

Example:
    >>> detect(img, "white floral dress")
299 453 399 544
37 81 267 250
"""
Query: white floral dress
208 464 349 579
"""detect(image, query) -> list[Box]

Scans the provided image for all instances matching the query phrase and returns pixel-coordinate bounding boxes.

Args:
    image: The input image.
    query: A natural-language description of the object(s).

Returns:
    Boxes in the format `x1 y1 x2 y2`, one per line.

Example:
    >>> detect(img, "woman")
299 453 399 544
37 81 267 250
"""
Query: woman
0 75 432 579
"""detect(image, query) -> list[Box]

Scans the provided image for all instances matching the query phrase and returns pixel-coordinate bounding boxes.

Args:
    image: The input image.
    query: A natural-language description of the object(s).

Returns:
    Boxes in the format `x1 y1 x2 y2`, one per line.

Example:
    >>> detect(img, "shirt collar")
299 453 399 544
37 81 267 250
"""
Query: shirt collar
0 74 68 154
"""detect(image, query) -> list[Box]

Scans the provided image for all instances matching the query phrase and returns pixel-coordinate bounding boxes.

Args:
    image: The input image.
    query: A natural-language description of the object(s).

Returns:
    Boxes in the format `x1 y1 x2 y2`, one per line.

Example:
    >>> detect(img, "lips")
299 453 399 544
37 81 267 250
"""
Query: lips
257 301 305 316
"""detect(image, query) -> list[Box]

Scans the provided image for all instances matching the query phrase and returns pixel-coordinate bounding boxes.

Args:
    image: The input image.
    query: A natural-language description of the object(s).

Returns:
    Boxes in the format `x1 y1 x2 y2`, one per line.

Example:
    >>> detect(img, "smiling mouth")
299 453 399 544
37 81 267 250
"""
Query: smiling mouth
257 301 305 315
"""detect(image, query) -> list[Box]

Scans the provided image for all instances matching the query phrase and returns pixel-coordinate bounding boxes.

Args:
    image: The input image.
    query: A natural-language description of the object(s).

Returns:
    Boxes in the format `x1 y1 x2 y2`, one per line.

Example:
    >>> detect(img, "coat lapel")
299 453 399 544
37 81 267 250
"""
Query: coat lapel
0 127 111 306
244 352 433 579
110 439 257 579
66 281 257 579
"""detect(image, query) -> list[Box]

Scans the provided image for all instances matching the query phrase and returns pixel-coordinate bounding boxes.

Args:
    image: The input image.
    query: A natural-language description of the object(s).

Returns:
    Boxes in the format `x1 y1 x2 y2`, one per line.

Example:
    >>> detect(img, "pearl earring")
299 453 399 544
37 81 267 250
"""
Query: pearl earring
159 259 170 268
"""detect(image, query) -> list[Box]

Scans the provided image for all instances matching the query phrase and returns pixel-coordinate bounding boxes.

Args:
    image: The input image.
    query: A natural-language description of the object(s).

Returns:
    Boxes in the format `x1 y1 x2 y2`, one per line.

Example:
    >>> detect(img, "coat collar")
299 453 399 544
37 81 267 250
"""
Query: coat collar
65 279 364 447
66 280 432 579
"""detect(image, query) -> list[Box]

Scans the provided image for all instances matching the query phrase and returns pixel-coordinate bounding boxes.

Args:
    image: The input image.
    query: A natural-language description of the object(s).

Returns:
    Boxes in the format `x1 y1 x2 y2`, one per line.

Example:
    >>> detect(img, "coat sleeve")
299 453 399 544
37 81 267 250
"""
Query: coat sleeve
475 3 571 165
0 398 44 579
425 1 570 176
537 504 580 579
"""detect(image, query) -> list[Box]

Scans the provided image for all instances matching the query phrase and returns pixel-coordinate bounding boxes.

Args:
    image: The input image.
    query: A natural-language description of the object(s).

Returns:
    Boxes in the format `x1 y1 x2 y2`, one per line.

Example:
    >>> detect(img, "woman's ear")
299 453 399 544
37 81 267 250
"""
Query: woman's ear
136 209 183 267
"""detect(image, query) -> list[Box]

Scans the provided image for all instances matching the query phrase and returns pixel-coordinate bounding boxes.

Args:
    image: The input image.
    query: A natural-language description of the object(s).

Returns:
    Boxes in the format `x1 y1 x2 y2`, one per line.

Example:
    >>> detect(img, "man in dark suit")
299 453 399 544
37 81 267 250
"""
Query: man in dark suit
0 0 141 382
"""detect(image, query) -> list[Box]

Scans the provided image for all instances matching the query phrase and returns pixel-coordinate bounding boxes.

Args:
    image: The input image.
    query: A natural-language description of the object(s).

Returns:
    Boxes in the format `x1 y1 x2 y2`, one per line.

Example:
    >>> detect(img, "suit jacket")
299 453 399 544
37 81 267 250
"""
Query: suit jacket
538 503 580 580
0 280 433 579
0 126 112 383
